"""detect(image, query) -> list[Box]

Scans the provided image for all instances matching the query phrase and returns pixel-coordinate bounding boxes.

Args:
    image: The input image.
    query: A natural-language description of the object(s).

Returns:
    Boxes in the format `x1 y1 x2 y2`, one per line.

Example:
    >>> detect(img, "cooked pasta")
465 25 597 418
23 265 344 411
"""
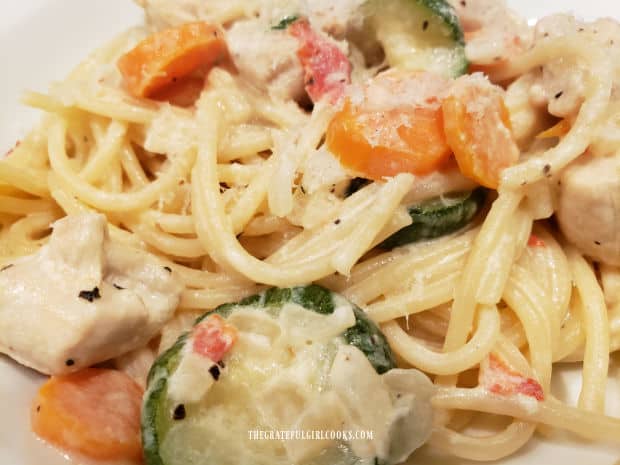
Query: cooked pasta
2 0 620 463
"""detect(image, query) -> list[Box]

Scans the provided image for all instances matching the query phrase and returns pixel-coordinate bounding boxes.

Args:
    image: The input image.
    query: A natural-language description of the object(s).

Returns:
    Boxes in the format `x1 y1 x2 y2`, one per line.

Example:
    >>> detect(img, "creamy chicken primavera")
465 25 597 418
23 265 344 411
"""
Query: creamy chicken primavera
1 0 620 464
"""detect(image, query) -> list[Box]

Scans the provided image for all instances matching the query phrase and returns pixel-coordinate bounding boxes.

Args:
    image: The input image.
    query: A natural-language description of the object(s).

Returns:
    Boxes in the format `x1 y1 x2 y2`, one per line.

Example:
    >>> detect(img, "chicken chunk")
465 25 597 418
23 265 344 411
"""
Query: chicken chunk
557 154 620 265
0 214 183 375
533 15 620 118
226 18 306 101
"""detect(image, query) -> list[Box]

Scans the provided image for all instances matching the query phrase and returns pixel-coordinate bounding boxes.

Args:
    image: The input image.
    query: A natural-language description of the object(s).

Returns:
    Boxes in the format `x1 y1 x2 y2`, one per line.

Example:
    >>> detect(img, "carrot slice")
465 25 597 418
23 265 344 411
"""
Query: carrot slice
117 22 228 99
536 118 570 139
326 72 452 180
32 368 144 462
442 76 519 189
150 75 206 107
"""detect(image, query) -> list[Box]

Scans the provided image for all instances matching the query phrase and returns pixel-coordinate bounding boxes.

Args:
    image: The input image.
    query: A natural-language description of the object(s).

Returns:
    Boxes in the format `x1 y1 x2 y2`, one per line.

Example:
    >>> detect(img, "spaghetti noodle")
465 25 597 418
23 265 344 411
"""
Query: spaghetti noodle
1 0 620 462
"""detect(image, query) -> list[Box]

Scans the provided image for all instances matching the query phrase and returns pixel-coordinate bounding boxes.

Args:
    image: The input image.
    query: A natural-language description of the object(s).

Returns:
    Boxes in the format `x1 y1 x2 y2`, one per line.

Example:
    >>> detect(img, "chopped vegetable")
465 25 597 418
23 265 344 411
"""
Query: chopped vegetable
272 15 299 30
380 188 486 249
442 76 519 189
527 234 545 247
31 368 143 462
326 71 452 180
142 285 399 465
149 75 206 107
368 0 467 77
536 119 571 139
192 314 237 362
117 22 228 99
288 19 352 103
480 354 544 401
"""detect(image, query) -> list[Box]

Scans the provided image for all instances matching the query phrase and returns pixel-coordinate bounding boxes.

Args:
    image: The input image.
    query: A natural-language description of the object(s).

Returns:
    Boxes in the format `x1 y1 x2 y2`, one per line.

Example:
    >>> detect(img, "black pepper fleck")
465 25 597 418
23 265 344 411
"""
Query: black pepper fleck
460 0 466 6
113 284 125 290
36 405 41 413
163 266 172 273
65 359 75 367
209 365 221 381
578 27 585 32
0 264 14 272
78 287 101 302
173 404 186 420
306 77 315 86
334 219 341 225
217 360 226 369
554 91 563 99
595 240 601 245
300 185 306 194
543 164 551 176
422 20 429 31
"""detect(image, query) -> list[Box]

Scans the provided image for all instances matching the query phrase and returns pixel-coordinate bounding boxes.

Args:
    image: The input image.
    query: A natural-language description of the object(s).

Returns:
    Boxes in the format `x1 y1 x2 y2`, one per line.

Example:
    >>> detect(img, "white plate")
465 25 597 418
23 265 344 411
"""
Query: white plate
0 1 619 465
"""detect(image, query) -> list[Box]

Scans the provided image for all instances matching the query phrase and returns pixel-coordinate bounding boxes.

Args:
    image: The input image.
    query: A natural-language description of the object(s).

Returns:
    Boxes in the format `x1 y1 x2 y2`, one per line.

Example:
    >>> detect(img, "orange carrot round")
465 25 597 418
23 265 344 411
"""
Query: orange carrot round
31 368 144 463
326 72 452 180
442 77 519 189
117 22 228 99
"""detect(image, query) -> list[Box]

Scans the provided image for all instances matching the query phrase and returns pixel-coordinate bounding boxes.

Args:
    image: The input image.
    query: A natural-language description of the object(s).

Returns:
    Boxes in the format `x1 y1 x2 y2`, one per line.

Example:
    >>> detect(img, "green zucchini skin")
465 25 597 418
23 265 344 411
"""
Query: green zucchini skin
142 333 187 465
271 15 299 30
370 0 468 77
142 285 396 465
379 188 486 250
416 0 465 45
210 286 396 374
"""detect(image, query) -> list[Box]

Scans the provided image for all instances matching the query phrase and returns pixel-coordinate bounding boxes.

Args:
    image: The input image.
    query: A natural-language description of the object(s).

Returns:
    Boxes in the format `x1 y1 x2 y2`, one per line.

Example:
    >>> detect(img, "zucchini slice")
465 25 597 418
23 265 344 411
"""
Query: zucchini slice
380 188 486 249
142 286 434 465
368 0 467 77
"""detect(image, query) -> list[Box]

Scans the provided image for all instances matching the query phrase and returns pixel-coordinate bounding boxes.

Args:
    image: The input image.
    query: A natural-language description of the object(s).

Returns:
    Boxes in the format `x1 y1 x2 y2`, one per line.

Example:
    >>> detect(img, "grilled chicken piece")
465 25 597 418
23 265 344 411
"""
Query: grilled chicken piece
557 154 620 266
226 18 306 101
0 214 183 375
